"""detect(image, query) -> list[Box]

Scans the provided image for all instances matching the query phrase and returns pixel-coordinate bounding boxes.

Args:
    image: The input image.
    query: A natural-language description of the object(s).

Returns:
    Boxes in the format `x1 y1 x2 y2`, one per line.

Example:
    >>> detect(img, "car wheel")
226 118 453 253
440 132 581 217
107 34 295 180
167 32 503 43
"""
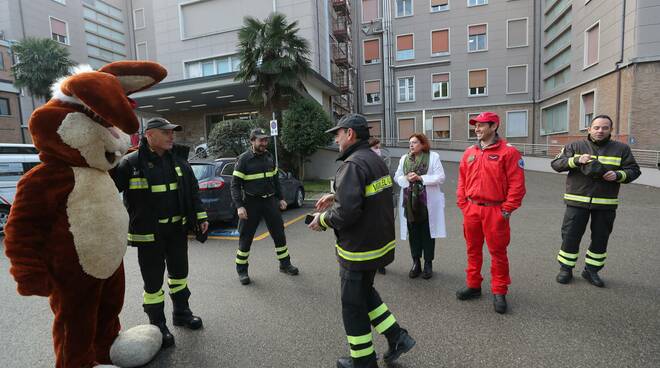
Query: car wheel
0 206 10 235
292 188 304 208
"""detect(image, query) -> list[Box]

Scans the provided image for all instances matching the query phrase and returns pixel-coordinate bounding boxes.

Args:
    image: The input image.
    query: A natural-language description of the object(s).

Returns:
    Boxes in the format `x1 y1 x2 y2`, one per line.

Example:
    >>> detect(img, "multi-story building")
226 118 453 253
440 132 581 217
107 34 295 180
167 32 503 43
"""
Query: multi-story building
0 0 134 142
353 0 660 155
129 0 341 147
0 38 24 143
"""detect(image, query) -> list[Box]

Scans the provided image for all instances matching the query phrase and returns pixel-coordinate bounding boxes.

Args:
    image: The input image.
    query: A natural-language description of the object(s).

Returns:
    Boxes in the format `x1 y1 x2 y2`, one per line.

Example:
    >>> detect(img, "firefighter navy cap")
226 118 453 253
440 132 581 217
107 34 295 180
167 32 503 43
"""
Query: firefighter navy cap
469 111 500 126
145 118 182 131
250 128 269 140
326 113 370 134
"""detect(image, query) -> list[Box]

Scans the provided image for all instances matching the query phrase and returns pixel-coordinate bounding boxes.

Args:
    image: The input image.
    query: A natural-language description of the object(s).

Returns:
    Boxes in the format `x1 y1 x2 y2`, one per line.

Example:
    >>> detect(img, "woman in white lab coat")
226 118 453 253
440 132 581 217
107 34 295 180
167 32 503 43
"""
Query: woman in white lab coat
394 133 447 279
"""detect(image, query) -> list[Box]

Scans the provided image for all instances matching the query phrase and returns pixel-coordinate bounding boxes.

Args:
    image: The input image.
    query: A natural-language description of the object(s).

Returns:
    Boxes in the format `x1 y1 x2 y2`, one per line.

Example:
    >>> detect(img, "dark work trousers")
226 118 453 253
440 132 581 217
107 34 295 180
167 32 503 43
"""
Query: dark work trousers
138 222 190 323
558 205 616 271
340 266 402 367
407 220 435 261
235 195 290 268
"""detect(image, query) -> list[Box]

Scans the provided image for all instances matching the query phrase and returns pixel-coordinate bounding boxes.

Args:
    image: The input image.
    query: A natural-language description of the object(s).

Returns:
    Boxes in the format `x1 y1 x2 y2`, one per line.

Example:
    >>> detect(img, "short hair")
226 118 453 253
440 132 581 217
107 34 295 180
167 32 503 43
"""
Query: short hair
368 137 380 147
408 133 430 153
591 114 614 128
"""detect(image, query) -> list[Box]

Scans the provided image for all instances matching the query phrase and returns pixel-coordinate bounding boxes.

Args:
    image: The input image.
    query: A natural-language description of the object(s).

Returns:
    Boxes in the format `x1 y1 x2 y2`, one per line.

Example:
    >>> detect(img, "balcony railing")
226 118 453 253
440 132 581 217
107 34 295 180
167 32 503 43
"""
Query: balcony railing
332 0 351 15
332 42 351 67
332 16 351 41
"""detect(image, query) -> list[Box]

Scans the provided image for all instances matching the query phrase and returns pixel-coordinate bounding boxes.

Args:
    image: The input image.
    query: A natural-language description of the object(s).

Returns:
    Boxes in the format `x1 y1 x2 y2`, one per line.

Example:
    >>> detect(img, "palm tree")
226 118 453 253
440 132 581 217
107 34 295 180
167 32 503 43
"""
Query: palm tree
235 13 312 119
11 37 75 100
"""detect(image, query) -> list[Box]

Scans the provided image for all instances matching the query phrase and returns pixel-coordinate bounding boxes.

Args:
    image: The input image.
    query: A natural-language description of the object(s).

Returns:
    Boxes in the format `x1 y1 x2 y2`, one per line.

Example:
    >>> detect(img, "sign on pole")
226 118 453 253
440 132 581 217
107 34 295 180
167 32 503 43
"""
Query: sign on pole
270 119 278 136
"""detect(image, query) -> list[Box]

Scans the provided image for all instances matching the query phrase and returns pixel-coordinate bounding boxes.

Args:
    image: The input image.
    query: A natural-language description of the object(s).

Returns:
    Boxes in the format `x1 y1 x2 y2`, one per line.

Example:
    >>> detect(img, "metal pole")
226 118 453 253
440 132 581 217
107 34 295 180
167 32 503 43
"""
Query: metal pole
272 111 279 168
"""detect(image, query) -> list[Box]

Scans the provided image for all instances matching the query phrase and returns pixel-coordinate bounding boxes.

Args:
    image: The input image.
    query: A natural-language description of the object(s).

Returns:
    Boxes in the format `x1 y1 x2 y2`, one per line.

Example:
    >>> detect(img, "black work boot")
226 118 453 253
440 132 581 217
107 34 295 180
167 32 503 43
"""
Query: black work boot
556 265 573 284
170 288 203 329
336 356 379 368
383 328 416 363
237 264 251 285
493 294 507 314
144 303 174 349
582 267 605 287
155 321 175 349
422 260 433 279
456 287 482 300
408 258 422 278
377 267 387 275
279 259 299 275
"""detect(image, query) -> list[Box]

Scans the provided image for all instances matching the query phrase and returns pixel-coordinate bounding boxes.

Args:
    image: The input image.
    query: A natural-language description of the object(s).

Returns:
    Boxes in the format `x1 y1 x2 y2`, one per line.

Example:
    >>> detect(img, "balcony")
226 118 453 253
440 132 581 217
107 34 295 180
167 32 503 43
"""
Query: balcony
332 68 352 95
332 43 352 68
332 16 351 42
332 0 351 15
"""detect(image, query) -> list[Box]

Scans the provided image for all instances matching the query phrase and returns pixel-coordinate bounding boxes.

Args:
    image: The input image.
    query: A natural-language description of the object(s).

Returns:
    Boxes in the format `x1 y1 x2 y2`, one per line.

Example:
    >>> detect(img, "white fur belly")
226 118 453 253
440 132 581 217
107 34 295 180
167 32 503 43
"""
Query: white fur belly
67 167 129 279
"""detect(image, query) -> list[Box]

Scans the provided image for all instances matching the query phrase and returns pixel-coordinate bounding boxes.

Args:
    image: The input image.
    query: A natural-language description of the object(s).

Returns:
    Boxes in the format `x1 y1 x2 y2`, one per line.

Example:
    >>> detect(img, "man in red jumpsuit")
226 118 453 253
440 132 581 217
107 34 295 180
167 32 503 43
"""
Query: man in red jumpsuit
455 112 526 314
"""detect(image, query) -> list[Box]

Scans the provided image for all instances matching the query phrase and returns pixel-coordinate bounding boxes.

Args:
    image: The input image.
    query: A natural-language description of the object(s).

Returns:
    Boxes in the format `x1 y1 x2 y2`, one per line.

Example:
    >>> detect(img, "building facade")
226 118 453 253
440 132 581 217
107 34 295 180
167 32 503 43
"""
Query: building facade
0 39 23 143
353 0 660 155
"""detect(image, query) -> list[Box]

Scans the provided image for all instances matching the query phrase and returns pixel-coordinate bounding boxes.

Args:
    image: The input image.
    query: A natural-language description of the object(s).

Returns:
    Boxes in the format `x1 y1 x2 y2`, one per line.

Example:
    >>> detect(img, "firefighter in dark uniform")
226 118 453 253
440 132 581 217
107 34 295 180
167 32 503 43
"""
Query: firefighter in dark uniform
309 114 415 368
231 128 299 285
551 115 640 287
112 118 209 348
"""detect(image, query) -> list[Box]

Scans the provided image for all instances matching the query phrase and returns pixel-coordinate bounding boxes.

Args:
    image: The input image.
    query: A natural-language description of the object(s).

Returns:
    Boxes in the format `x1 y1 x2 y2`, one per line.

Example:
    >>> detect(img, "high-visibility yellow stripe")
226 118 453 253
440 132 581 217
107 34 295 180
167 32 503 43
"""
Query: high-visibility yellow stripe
237 249 249 257
347 332 373 345
558 250 578 259
235 258 248 264
233 168 278 181
151 184 167 193
275 246 287 253
368 303 388 321
158 218 169 223
336 240 396 262
557 255 576 267
568 157 578 169
129 178 148 189
143 289 164 304
276 250 290 259
564 193 591 203
128 233 155 242
168 278 188 294
616 170 627 183
319 212 329 229
572 154 621 166
197 212 208 220
374 314 396 334
158 215 183 224
175 166 183 176
169 182 178 190
591 197 618 205
586 250 607 259
350 345 375 358
585 258 605 267
365 176 393 197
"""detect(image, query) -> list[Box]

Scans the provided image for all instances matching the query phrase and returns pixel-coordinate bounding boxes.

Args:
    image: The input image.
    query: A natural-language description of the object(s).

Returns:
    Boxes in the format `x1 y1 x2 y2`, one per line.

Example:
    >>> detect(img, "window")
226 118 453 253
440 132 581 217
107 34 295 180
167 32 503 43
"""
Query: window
544 67 570 92
221 163 235 176
133 8 145 29
398 77 415 102
136 42 147 60
363 39 381 64
431 0 449 12
507 18 528 48
506 111 528 137
468 0 487 6
468 24 487 52
541 100 569 135
0 98 10 116
432 73 450 99
50 17 69 44
0 51 4 70
364 80 381 105
580 91 595 129
468 69 487 96
396 34 414 60
362 0 380 23
396 0 413 17
467 113 480 140
368 120 381 138
398 118 415 139
584 21 600 68
507 65 527 94
432 116 450 139
431 29 449 56
185 55 241 78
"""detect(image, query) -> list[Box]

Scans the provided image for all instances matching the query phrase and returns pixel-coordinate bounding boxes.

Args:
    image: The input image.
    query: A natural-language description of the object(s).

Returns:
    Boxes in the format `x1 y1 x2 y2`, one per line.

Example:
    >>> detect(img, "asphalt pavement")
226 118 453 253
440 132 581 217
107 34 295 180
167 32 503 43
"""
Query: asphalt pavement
1 162 659 368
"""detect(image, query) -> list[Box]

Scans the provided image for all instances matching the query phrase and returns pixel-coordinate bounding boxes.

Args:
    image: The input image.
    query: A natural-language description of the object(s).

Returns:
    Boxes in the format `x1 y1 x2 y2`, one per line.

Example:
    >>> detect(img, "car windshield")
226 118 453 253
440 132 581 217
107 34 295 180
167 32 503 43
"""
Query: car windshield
191 164 213 180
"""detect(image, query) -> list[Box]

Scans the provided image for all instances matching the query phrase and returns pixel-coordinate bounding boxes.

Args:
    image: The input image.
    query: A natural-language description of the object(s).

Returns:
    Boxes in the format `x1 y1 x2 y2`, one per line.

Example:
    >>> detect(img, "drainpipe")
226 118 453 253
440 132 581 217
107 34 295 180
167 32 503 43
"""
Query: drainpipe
531 0 538 145
382 0 394 145
615 0 627 139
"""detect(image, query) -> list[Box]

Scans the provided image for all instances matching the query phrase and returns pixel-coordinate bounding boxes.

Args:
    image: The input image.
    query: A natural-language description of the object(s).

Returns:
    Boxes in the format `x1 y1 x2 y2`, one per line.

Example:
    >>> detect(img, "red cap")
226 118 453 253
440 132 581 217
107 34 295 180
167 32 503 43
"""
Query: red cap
469 111 500 126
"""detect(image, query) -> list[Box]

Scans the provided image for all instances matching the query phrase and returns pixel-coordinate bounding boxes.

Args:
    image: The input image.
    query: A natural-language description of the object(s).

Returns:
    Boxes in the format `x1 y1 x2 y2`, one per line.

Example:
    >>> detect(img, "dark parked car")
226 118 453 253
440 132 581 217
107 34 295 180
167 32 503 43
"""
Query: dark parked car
190 158 305 224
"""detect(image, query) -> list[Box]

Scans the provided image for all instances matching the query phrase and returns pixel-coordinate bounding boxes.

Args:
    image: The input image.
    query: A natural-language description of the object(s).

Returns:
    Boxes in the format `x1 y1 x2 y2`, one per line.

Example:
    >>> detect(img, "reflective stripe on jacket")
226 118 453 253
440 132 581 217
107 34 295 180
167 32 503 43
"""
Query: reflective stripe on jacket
550 136 641 209
230 149 283 208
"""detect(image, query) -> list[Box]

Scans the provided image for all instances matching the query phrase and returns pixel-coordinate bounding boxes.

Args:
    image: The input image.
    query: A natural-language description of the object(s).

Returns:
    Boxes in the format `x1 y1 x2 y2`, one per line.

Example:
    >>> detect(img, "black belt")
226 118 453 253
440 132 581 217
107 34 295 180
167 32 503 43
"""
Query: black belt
467 197 502 207
246 192 275 199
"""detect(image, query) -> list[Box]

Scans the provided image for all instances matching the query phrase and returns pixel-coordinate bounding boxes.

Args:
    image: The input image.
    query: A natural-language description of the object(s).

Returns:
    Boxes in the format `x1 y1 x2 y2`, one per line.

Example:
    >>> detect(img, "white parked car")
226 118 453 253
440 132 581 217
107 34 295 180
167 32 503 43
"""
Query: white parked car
0 151 41 234
194 143 208 158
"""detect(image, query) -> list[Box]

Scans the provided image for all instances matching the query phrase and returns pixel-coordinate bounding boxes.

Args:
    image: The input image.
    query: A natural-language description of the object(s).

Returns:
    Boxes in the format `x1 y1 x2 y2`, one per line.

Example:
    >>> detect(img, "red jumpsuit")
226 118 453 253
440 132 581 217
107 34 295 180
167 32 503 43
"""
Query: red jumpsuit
456 138 526 295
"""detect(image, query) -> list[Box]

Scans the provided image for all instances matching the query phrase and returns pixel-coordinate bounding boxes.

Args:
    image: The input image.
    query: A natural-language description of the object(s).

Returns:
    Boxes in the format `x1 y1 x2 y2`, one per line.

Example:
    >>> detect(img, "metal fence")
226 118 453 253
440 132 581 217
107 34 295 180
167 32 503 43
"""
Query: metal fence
381 139 660 168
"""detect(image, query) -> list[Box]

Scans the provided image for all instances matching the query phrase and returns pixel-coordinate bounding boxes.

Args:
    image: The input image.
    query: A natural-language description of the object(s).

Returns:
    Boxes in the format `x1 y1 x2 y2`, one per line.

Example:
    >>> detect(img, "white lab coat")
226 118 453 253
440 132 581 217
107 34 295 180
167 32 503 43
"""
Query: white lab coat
395 151 447 240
